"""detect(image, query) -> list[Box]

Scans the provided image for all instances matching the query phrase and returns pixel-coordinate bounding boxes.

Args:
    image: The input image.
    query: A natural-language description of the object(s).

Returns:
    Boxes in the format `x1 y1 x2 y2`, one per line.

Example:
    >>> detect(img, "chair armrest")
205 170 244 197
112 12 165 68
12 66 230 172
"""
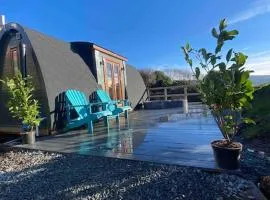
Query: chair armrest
89 102 116 112
117 99 130 106
101 102 116 111
90 102 106 106
65 104 90 108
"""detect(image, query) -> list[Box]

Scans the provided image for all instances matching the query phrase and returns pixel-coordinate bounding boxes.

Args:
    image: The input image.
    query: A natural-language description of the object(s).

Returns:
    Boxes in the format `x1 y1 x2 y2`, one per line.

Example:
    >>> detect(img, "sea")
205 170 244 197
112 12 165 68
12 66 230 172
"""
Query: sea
250 75 270 86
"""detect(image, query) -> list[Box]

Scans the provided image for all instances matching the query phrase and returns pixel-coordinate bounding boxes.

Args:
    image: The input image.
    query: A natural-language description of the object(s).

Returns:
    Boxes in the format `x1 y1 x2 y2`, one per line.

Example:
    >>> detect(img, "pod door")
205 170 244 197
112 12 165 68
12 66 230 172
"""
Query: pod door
103 59 124 100
0 32 24 131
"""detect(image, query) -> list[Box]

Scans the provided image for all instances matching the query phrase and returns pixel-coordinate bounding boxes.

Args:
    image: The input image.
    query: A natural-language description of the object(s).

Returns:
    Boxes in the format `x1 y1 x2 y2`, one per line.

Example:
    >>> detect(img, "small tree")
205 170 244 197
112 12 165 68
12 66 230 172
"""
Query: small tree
164 68 193 81
182 19 255 143
153 71 173 87
0 72 41 132
139 68 156 87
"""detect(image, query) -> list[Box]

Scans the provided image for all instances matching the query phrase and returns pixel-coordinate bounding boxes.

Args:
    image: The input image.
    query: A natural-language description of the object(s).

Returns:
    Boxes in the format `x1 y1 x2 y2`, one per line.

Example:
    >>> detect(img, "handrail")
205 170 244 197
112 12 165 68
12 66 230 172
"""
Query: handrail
148 85 195 90
146 85 199 101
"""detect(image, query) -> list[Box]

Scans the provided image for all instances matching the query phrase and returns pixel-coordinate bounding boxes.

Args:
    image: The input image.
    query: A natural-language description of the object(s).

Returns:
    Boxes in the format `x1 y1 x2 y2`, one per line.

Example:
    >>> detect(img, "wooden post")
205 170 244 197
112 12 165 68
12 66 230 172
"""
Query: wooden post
183 87 188 114
147 88 150 101
184 87 188 100
164 88 167 101
35 126 39 137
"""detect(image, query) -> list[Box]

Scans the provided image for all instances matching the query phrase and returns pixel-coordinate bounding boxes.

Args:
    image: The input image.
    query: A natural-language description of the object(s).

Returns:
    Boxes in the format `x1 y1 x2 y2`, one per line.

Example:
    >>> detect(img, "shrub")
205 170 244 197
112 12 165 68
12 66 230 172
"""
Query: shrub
0 72 41 131
242 84 270 139
182 19 255 143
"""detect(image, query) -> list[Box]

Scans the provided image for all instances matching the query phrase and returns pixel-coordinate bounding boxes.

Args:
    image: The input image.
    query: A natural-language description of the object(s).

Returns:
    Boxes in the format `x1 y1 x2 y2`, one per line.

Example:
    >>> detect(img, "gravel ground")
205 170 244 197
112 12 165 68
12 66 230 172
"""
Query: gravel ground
0 149 265 200
240 149 270 183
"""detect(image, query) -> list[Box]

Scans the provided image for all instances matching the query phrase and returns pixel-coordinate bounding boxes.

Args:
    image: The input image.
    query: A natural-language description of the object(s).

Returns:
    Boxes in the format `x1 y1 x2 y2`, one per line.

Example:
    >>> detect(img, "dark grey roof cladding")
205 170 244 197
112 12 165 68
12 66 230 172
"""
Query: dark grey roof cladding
24 27 99 129
126 64 146 108
24 28 98 103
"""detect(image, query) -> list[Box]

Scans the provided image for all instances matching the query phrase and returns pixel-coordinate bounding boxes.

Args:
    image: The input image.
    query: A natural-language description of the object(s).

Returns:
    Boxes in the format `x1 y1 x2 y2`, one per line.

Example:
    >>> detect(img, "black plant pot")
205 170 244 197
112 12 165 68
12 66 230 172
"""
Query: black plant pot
21 130 36 144
211 140 242 170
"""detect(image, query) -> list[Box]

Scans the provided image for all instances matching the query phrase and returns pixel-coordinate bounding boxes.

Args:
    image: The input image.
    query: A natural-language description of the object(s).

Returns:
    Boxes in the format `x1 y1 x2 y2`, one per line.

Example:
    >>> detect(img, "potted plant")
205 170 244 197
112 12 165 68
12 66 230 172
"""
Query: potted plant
0 72 41 144
182 19 255 170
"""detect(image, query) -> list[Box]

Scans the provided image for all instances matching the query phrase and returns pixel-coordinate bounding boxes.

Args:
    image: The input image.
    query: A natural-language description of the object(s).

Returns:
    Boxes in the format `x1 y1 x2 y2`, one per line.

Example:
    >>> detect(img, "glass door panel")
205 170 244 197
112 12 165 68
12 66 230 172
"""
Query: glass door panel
104 60 123 100
11 48 20 75
113 64 122 100
106 62 114 98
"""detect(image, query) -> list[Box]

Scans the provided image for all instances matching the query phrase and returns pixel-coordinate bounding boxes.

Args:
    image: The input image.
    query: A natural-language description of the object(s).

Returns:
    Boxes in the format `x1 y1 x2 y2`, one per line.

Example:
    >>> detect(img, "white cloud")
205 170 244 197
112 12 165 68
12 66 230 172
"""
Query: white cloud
145 63 189 71
229 0 270 24
246 50 270 75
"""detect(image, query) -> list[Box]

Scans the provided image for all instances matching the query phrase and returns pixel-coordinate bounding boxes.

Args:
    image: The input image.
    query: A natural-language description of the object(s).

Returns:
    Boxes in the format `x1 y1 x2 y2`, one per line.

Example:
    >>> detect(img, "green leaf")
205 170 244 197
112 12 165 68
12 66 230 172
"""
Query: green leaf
235 52 248 67
228 30 239 36
226 49 233 62
218 62 226 71
185 43 191 51
211 28 219 38
219 19 227 31
181 46 189 61
245 91 254 100
242 118 256 125
188 59 193 67
240 71 249 83
215 43 223 54
240 95 253 108
210 56 217 65
245 80 254 92
199 48 208 61
226 35 235 40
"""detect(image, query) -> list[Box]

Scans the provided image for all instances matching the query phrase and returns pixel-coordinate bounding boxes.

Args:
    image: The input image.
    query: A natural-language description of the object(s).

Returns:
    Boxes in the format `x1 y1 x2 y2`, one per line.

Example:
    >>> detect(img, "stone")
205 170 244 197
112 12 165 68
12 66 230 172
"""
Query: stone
247 148 255 153
258 151 265 158
0 150 265 199
259 176 270 199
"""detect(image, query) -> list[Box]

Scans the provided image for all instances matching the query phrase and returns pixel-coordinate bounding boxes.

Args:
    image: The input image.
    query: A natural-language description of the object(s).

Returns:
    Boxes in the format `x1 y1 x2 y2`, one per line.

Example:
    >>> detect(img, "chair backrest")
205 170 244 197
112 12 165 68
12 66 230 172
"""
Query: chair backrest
65 89 89 119
96 89 112 103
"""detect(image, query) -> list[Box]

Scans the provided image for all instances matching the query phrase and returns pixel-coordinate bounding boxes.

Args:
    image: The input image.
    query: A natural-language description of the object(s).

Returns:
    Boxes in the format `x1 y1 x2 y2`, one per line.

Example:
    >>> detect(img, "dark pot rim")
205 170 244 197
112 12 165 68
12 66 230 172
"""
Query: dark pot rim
211 139 242 150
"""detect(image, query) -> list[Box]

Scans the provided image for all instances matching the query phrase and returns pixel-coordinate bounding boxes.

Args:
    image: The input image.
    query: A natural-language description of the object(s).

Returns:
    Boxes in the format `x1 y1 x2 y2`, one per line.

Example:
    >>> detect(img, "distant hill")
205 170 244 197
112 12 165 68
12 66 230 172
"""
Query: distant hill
250 75 270 86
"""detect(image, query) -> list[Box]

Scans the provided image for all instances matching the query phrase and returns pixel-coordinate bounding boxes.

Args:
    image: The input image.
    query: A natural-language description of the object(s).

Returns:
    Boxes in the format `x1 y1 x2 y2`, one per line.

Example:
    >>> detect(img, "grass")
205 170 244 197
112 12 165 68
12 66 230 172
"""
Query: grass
242 84 270 139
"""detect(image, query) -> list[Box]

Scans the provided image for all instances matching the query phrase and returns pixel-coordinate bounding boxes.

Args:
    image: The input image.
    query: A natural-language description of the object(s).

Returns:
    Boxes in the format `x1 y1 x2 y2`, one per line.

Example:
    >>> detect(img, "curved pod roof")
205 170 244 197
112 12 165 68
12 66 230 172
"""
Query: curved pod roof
126 64 147 108
0 23 98 132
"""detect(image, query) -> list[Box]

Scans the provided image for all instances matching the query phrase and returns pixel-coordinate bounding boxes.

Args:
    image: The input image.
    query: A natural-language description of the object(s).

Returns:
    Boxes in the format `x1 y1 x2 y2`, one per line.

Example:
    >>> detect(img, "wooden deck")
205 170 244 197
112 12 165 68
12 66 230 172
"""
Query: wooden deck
16 103 222 169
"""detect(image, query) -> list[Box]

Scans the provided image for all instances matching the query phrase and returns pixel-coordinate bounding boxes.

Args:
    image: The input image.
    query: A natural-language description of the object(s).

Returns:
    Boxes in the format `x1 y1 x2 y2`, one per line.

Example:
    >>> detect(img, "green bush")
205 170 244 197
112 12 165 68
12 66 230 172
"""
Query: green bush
242 84 270 139
152 71 173 87
0 72 41 131
182 19 255 143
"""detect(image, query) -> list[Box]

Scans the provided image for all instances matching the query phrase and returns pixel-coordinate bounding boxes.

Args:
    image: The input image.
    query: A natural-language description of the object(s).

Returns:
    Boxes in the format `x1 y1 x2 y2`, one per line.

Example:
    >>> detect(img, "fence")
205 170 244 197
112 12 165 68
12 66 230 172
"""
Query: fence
146 85 200 101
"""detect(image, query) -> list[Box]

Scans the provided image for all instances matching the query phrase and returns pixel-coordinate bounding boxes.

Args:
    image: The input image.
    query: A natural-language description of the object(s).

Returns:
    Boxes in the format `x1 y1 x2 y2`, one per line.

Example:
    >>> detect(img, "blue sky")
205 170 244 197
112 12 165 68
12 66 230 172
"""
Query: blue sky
1 0 270 74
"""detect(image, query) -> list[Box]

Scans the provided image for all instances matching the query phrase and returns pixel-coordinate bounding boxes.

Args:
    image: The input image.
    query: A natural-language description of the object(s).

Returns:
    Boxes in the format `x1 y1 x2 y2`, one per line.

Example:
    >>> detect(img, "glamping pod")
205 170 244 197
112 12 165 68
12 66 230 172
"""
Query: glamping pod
0 22 146 134
71 42 128 102
71 43 147 108
126 64 147 108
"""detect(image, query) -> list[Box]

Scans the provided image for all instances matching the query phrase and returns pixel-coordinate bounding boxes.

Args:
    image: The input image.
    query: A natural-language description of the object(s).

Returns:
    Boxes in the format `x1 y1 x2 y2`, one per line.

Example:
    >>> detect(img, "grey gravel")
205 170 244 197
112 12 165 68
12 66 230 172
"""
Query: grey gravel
240 149 270 183
0 150 264 200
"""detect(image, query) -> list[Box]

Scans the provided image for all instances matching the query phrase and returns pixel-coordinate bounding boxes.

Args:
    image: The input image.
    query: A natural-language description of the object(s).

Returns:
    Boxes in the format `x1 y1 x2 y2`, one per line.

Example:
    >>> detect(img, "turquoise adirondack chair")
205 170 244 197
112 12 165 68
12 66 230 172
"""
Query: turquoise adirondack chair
65 89 117 134
95 89 132 119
